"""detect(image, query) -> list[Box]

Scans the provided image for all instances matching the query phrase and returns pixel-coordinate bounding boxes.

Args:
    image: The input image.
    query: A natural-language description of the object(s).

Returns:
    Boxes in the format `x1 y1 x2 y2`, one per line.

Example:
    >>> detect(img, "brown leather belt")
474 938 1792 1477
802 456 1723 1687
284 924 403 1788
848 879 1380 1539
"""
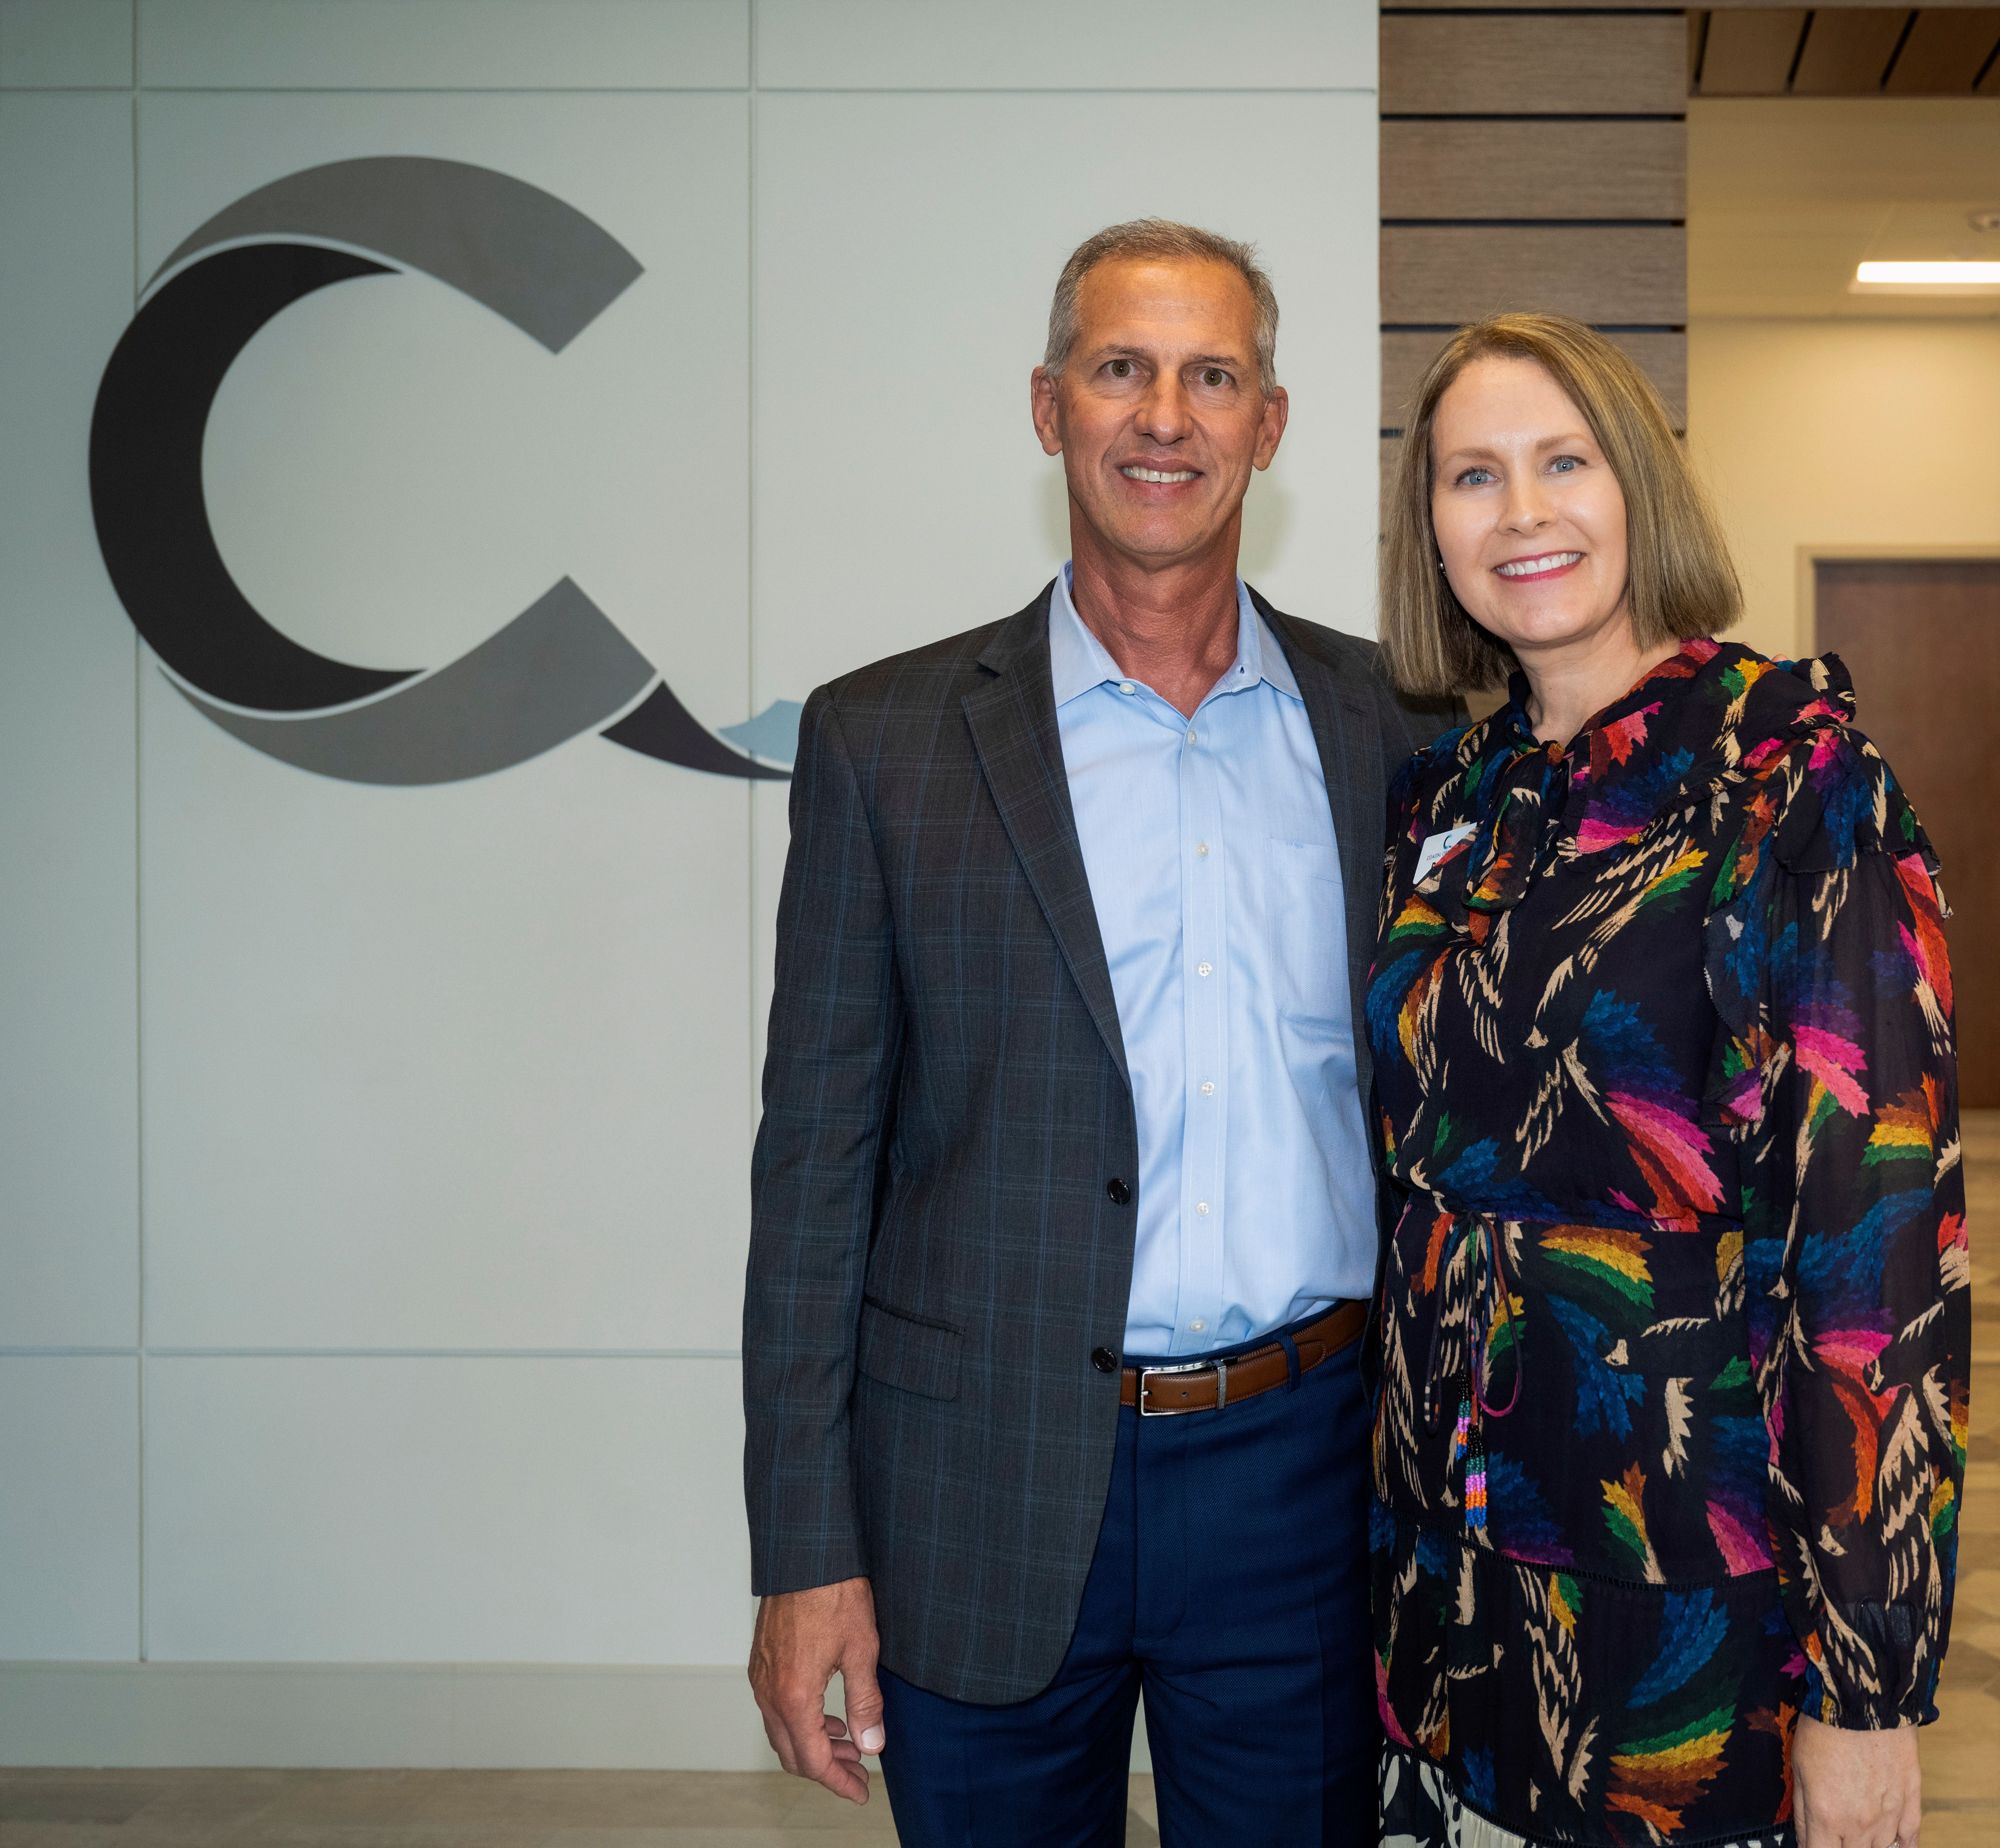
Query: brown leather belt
1119 1300 1365 1416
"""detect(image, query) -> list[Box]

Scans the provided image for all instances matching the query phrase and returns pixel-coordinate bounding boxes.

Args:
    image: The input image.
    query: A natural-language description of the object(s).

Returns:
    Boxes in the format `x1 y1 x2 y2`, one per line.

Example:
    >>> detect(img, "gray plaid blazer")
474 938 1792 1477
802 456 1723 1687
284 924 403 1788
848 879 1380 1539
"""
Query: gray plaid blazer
743 581 1459 1705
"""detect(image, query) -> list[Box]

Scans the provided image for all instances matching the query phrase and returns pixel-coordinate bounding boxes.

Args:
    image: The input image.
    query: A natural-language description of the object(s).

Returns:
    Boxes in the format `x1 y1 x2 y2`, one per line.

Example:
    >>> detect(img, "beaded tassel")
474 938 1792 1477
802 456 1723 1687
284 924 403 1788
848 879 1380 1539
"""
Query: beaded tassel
1452 1382 1488 1532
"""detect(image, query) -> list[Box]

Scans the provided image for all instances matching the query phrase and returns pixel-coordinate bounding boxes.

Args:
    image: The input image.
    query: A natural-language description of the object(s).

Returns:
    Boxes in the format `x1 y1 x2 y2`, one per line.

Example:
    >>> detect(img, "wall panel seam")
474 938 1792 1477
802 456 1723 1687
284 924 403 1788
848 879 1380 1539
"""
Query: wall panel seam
1382 322 1686 332
130 0 146 1666
130 86 754 95
97 1348 747 1361
0 1349 142 1359
1381 218 1686 227
113 87 1381 97
1382 111 1686 121
747 0 761 1229
751 85 1375 96
0 1349 744 1360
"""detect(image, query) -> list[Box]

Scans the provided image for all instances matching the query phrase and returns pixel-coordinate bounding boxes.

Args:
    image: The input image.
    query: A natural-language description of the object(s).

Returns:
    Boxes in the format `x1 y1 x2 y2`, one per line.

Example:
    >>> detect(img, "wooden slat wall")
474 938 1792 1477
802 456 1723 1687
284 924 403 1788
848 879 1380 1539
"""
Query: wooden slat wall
1391 0 1671 8
1380 14 1689 112
1383 331 1686 430
1378 4 1689 506
1383 226 1686 327
1380 120 1685 221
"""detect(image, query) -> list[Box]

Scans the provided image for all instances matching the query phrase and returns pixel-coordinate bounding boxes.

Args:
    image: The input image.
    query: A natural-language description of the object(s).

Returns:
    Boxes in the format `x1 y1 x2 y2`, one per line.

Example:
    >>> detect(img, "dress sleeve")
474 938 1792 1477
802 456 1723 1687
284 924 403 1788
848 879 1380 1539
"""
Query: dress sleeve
1723 730 1969 1728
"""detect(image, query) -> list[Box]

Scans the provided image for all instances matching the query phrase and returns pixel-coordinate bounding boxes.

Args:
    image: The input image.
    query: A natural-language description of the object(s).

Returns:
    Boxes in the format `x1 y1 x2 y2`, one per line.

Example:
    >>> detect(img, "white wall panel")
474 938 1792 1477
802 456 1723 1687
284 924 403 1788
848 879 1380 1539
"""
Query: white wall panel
145 1357 750 1663
750 90 1381 699
139 0 747 90
0 94 140 1349
0 1359 139 1658
1 0 1387 1755
136 93 755 1350
757 0 1375 92
0 0 132 86
747 86 1379 1098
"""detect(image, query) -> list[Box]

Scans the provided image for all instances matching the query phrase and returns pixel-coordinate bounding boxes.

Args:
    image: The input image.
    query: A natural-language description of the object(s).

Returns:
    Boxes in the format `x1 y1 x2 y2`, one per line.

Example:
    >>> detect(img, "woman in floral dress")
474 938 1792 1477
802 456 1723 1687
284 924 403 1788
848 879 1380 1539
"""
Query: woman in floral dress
1367 314 1967 1848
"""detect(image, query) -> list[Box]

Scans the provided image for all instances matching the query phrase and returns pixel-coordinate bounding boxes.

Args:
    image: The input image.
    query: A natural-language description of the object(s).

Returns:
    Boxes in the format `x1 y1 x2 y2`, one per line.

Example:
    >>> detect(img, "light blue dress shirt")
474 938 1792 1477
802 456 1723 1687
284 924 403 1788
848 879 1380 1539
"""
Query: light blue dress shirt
1049 565 1379 1358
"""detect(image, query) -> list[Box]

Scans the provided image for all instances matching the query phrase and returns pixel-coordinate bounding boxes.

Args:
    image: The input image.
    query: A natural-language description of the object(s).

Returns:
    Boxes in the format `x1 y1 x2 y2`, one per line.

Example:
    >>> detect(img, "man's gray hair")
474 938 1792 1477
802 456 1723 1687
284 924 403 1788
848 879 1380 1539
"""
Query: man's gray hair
1042 218 1280 397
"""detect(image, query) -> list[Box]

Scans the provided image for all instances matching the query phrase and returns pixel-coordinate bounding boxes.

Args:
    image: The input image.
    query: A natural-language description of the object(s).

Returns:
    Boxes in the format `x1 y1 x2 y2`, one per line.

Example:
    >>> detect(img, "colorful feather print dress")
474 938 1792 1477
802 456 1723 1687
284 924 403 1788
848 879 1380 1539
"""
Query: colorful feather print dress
1365 639 1969 1847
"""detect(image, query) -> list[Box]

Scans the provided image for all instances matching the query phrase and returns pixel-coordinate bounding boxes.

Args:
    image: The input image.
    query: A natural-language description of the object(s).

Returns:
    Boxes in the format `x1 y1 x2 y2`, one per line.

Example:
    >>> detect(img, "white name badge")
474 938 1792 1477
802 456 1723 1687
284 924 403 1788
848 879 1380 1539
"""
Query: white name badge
1413 822 1479 886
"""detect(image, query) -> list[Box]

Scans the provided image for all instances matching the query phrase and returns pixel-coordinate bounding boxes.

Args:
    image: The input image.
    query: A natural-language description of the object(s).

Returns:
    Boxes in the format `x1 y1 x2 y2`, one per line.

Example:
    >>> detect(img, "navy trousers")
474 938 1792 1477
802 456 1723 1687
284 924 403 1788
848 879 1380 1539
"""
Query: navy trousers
878 1329 1378 1848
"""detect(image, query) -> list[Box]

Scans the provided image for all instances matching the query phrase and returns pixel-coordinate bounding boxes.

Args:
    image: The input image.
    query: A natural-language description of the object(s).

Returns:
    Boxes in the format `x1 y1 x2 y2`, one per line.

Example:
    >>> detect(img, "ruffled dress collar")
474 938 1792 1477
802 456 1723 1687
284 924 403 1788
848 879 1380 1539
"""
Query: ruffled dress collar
1447 638 1856 919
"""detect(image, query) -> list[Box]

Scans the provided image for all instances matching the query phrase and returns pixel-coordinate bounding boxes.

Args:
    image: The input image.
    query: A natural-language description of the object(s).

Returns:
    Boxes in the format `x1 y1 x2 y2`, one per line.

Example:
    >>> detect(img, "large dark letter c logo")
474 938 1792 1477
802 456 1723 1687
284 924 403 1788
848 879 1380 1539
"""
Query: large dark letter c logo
90 156 788 784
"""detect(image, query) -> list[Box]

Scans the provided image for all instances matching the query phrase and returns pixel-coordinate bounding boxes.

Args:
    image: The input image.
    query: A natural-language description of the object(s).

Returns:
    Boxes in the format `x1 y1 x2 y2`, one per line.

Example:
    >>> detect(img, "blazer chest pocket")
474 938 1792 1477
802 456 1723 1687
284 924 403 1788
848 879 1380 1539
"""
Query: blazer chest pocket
857 1297 962 1401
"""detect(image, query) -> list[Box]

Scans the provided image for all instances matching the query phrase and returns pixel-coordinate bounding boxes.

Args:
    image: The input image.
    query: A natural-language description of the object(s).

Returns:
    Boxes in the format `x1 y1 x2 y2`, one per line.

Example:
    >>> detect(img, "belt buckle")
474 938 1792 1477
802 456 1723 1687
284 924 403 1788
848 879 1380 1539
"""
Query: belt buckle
1137 1355 1228 1416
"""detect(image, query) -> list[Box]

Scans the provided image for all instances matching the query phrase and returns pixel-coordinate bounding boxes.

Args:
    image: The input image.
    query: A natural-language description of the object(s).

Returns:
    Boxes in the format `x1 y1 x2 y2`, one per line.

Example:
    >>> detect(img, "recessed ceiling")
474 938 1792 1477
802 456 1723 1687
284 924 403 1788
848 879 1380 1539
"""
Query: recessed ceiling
1688 8 2000 99
1688 97 2000 317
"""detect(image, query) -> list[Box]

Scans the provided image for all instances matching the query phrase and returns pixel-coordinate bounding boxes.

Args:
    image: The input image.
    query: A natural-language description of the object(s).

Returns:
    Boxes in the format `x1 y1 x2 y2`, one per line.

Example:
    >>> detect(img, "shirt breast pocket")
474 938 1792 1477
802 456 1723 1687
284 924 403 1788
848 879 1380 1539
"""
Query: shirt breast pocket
1263 836 1346 1031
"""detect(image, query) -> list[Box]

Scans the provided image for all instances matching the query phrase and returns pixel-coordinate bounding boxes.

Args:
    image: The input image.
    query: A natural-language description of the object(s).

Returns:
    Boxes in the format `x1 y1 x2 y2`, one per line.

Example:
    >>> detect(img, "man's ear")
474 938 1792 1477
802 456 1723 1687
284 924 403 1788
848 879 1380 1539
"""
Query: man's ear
1252 384 1289 472
1029 366 1063 458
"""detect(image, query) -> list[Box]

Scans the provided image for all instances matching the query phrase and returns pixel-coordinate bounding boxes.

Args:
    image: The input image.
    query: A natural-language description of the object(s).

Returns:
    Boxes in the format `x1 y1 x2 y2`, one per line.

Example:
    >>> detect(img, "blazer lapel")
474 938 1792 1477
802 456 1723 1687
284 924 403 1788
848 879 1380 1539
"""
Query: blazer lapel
962 589 1129 1086
1261 600 1387 1074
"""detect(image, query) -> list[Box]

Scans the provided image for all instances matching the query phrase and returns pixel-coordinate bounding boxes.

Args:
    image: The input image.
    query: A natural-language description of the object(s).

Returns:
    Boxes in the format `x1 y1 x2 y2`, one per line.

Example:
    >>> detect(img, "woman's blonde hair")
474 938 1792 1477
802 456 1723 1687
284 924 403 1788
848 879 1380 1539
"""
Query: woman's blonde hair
1379 312 1741 696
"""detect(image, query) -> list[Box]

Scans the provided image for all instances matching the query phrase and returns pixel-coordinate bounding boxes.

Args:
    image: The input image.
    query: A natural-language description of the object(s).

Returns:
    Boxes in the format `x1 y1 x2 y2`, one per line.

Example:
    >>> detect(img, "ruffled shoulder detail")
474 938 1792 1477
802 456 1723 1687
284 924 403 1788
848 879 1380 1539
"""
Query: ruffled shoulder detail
1770 725 1940 881
1702 652 1942 906
1701 683 1948 1132
1562 646 1845 858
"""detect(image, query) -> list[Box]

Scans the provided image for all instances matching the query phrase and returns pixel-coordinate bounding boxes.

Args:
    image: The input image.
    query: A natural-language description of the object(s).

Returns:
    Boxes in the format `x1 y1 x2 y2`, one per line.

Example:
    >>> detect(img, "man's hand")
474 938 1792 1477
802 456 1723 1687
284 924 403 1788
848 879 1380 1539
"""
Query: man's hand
1794 1713 1921 1848
748 1576 886 1805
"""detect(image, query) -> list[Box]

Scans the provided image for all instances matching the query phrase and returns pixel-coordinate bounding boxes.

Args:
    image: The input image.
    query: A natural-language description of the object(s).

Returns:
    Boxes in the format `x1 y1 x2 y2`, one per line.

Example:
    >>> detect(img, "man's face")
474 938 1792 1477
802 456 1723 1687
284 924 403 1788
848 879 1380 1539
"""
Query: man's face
1031 256 1287 572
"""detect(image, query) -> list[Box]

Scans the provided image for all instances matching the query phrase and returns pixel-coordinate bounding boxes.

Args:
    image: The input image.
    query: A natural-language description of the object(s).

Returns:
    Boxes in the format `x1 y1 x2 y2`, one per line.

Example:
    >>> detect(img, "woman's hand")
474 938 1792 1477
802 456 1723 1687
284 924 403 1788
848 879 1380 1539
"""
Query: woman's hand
1793 1713 1921 1848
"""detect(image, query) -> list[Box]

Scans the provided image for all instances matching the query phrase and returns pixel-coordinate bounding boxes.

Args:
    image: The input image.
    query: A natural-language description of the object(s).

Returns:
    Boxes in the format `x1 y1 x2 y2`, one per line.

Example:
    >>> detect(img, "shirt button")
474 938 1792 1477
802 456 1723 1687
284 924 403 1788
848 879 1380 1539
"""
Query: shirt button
1091 1347 1118 1373
1199 1080 1215 1096
1195 1201 1210 1216
1196 842 1210 857
1196 961 1212 977
1118 681 1136 696
1189 1319 1206 1333
1106 1177 1132 1205
1186 728 1198 744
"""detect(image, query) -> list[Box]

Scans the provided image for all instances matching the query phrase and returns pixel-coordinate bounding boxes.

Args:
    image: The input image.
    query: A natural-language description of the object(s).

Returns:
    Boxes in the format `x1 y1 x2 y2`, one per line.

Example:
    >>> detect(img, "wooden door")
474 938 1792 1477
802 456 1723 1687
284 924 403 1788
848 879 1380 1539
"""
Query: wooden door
1816 559 2000 1107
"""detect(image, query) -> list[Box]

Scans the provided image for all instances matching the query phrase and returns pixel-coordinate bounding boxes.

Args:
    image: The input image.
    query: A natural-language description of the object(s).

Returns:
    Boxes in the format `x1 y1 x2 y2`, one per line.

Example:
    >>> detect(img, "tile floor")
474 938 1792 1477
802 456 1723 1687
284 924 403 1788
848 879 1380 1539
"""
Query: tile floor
4 1118 1997 1847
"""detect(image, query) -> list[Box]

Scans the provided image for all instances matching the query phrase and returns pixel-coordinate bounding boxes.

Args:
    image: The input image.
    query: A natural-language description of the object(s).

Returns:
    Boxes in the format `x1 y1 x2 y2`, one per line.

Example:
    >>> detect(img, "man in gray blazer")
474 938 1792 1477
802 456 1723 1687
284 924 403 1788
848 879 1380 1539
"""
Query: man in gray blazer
744 219 1457 1844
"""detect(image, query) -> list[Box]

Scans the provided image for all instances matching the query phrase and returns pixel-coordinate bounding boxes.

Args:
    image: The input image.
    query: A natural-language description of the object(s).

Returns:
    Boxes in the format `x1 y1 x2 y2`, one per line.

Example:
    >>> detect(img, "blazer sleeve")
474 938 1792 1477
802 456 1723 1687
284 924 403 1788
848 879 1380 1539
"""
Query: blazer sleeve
743 685 906 1597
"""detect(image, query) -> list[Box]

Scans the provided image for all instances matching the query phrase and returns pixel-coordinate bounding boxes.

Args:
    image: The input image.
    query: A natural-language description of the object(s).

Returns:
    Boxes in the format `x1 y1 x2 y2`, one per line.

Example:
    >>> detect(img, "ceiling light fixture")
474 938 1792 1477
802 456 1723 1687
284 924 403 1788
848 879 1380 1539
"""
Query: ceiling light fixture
1854 260 2000 287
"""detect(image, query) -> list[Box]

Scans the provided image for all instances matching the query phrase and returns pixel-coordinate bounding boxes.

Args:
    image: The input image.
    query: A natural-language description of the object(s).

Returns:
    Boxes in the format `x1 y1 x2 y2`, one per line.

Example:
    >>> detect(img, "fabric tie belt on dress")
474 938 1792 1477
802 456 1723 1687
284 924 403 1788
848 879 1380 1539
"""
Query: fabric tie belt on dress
1408 1208 1524 1535
1417 1207 1524 1433
1120 1300 1365 1416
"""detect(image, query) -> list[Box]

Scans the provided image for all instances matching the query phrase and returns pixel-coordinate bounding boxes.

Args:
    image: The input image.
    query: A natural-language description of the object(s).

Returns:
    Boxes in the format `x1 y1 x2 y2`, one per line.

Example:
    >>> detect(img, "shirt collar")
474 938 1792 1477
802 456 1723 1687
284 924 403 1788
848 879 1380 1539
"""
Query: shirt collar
1047 562 1300 708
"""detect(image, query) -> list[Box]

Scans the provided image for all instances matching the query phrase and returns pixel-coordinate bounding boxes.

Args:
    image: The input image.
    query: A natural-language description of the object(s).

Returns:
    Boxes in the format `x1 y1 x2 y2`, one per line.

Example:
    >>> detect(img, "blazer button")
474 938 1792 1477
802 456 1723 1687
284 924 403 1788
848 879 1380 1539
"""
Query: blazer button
1106 1177 1131 1205
1091 1347 1118 1373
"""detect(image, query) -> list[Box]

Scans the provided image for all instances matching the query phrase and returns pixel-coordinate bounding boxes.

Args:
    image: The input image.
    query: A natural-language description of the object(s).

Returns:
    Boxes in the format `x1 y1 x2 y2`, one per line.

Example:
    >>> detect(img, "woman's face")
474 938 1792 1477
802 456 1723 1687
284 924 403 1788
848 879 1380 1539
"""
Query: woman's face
1428 355 1633 664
